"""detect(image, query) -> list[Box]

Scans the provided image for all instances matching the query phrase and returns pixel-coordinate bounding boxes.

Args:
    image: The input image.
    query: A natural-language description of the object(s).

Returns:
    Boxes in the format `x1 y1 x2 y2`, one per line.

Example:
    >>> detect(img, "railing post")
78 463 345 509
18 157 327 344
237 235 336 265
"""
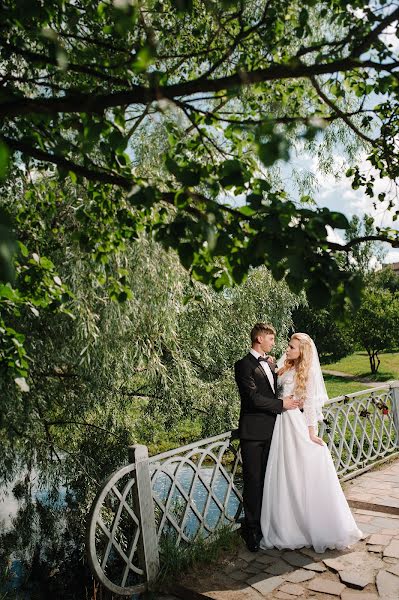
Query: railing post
390 382 399 446
128 444 160 587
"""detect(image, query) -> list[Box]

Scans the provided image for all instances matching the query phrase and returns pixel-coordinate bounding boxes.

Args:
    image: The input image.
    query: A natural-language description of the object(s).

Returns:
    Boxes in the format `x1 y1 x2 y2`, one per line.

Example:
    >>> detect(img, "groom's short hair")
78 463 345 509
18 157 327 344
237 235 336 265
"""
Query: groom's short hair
251 322 276 343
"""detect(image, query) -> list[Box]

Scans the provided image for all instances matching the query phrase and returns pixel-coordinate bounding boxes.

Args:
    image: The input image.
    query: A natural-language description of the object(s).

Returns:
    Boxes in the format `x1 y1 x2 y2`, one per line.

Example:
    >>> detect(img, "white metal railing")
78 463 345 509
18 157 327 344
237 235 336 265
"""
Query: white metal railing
319 383 399 480
86 381 399 596
149 431 242 544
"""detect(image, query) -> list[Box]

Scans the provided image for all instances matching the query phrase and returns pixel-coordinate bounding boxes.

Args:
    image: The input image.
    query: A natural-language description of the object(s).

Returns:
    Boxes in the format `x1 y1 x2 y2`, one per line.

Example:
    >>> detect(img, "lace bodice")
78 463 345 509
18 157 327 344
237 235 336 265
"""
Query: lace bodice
277 368 319 427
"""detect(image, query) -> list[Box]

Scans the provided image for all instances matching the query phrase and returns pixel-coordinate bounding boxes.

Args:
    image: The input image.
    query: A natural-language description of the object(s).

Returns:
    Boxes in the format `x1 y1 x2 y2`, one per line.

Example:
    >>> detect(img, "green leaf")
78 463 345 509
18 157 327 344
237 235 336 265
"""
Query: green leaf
68 170 77 184
0 208 16 283
0 141 9 179
239 205 256 217
327 212 349 229
132 46 154 73
178 242 195 270
258 134 290 167
219 159 246 188
171 0 193 13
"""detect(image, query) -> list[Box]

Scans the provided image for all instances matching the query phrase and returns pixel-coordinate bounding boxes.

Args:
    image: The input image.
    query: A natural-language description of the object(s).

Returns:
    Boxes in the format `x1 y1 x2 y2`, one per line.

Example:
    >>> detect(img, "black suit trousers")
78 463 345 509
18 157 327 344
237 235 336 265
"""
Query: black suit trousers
240 438 271 535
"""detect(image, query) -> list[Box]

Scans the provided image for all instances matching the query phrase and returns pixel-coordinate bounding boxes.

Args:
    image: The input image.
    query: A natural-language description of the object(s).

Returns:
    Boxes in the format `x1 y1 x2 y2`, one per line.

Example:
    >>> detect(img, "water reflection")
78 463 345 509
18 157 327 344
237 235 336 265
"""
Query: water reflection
152 464 242 539
1 464 242 598
0 473 91 599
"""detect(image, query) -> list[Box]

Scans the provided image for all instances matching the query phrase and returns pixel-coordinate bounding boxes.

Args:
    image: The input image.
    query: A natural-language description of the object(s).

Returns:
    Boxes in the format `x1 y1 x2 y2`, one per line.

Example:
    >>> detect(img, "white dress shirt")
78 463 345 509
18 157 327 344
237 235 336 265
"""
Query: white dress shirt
250 348 275 393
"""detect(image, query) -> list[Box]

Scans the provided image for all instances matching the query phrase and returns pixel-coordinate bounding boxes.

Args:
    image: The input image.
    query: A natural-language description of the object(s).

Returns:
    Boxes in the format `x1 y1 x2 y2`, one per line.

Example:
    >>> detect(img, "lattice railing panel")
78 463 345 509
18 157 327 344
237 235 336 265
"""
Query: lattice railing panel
320 386 398 479
149 432 242 545
86 464 146 597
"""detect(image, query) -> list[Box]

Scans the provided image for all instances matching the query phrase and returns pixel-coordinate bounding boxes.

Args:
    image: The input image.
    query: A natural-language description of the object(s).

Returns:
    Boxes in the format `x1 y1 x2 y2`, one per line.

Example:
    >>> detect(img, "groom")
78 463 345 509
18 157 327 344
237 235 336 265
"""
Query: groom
234 322 300 552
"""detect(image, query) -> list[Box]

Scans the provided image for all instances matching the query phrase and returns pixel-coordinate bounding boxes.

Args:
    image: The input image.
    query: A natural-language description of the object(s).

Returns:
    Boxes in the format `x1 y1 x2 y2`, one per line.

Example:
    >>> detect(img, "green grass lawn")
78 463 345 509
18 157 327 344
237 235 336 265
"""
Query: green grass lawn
323 375 372 399
323 351 399 382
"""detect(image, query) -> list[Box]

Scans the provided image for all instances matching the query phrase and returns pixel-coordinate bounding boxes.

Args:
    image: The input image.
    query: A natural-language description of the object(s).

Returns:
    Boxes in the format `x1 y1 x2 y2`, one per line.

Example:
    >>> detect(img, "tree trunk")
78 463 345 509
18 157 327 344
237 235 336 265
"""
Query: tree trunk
368 350 376 374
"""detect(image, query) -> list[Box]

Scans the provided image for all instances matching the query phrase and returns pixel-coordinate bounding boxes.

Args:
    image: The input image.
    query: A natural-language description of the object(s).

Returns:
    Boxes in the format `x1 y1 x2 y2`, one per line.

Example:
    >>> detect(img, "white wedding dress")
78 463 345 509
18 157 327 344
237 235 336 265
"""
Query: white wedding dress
260 368 362 553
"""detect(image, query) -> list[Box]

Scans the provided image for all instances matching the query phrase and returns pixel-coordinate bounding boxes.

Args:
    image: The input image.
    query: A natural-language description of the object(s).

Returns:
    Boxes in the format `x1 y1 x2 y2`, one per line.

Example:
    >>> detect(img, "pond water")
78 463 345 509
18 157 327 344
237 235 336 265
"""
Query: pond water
0 464 242 598
0 475 70 597
152 464 242 538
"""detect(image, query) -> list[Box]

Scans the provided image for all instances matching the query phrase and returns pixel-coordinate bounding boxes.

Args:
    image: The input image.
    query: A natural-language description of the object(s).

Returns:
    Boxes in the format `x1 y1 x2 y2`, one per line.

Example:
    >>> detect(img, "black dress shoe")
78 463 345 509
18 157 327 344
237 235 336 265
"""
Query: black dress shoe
245 531 259 552
255 530 263 544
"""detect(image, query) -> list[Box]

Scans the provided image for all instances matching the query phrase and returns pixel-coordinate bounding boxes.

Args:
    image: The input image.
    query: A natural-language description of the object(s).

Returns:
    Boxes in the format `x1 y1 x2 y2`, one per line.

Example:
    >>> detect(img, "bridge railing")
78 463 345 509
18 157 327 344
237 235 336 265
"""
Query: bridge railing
86 381 399 596
319 382 399 480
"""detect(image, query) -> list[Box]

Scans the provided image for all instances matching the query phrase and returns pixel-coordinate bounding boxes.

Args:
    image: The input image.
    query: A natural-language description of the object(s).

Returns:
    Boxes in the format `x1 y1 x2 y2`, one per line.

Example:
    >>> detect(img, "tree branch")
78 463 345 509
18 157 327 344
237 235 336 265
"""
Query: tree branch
3 136 133 188
46 419 124 440
178 103 369 126
310 76 376 145
0 38 131 86
327 235 399 252
197 0 271 81
1 56 395 119
352 6 399 58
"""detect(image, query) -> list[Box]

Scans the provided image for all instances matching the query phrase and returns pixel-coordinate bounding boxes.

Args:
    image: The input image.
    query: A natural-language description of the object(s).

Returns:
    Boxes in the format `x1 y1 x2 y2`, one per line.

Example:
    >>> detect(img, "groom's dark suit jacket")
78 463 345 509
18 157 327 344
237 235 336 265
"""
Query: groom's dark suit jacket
234 353 283 441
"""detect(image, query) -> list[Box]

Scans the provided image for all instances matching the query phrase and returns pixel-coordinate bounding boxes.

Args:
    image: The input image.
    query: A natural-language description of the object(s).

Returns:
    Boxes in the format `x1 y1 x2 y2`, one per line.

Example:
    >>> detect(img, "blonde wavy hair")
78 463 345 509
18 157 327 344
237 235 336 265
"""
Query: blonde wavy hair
278 333 313 401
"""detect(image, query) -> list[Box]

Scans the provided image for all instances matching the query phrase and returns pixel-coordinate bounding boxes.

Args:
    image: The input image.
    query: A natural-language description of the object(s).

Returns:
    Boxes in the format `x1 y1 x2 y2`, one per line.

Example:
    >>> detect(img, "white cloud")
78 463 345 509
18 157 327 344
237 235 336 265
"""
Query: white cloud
280 148 399 265
286 150 399 232
326 225 345 245
385 248 399 264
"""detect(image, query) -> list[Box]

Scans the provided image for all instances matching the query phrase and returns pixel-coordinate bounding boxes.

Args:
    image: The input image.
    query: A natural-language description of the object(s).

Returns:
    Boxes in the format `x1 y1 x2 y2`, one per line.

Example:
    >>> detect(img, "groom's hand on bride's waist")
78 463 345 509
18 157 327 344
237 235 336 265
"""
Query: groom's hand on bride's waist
282 395 301 410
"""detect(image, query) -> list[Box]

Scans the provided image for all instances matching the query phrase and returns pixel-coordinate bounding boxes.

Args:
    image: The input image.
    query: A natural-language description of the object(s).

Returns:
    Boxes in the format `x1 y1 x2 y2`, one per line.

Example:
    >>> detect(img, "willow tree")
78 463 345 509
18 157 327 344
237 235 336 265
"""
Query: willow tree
1 172 299 483
1 0 399 385
0 171 299 595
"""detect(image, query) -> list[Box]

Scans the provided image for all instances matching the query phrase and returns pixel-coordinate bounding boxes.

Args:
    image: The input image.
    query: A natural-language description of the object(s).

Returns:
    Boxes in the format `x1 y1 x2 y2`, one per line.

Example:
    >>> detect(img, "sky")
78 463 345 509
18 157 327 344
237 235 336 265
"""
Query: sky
281 148 399 266
309 16 399 265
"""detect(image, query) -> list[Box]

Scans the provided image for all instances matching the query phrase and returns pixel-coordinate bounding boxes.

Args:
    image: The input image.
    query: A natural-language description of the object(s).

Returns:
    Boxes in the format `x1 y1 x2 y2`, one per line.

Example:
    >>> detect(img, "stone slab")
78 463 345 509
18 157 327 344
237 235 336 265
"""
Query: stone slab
261 548 282 557
250 575 285 595
307 577 346 596
368 533 393 545
376 569 399 599
300 547 339 561
225 559 249 574
386 563 399 577
370 517 399 529
354 514 373 523
382 528 399 535
264 561 294 576
274 593 293 600
244 565 262 575
201 587 263 600
323 551 384 572
303 562 327 572
283 569 316 583
338 569 374 589
340 591 378 600
238 548 261 563
383 539 399 558
246 573 271 586
278 583 304 596
282 551 312 568
383 557 398 564
253 554 279 566
231 570 251 582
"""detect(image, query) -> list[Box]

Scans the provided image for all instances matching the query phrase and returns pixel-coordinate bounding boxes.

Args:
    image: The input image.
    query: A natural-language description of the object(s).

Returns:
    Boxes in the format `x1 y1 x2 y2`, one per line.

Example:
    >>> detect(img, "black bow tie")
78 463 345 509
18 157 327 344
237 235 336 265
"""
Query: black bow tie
258 356 269 363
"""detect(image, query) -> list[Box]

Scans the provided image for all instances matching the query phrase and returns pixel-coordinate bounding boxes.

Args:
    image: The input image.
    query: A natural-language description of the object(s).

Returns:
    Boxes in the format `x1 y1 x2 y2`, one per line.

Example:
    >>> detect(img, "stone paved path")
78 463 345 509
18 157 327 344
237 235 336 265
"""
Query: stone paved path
174 459 399 600
344 461 399 514
321 369 387 388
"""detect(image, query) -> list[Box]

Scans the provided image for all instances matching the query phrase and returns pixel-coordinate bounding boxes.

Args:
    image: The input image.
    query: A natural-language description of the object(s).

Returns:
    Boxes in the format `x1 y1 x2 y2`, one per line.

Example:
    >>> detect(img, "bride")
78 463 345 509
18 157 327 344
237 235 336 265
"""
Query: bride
260 333 362 553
